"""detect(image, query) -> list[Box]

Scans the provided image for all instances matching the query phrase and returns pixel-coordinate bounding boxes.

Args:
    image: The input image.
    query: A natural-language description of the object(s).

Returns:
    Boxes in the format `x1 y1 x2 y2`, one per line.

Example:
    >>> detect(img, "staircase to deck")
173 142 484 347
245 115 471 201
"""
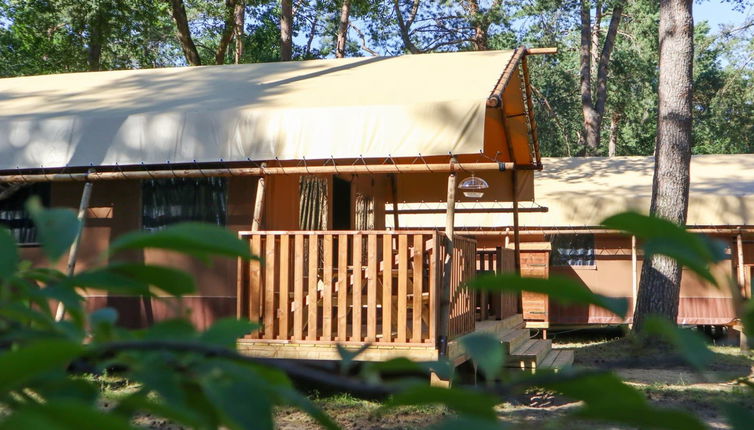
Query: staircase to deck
455 314 573 372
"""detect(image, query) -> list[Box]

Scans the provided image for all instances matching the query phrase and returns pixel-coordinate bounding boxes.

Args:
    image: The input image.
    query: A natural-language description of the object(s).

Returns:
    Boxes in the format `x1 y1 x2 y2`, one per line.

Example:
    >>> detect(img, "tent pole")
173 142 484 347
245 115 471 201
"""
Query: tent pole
737 232 748 351
437 171 456 357
251 169 266 231
55 179 94 321
0 162 539 184
631 235 637 327
511 171 521 275
389 174 400 230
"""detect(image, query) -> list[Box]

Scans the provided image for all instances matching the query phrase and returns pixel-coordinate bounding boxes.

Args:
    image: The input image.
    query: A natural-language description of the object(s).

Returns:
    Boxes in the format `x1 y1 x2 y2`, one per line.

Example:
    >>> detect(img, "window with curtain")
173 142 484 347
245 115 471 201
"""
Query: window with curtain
142 177 227 231
547 234 595 267
0 183 51 244
354 193 374 230
298 176 328 230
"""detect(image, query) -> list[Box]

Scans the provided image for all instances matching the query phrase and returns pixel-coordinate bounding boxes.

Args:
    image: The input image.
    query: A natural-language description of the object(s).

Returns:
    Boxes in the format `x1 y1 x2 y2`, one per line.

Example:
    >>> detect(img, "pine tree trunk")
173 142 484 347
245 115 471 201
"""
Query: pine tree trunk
335 0 351 58
280 0 293 61
215 0 237 65
608 111 620 157
633 0 694 331
234 1 245 64
168 0 202 66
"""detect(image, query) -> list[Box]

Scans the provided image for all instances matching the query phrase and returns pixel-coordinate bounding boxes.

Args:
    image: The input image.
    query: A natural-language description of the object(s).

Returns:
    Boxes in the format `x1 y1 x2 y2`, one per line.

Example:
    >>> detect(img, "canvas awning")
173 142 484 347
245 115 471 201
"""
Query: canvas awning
392 154 754 229
0 50 539 173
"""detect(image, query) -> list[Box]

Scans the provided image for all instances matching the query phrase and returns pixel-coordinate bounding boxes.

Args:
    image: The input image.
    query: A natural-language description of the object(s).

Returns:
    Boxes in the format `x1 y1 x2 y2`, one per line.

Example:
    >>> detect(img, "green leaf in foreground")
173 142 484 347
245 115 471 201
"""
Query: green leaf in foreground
109 222 255 262
199 318 259 347
0 339 83 393
0 399 133 430
641 317 714 369
469 274 628 319
601 212 727 286
26 197 81 262
0 227 19 279
724 403 754 430
460 332 505 382
385 385 498 421
542 371 706 430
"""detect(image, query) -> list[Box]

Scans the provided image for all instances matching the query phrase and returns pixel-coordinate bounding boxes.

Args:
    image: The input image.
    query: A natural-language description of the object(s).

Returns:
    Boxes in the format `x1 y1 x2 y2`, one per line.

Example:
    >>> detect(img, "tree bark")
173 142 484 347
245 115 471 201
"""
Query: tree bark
393 0 421 54
87 7 109 71
234 1 245 64
608 111 620 157
633 0 694 331
580 0 622 155
215 0 237 65
280 0 293 60
168 0 202 66
335 0 351 58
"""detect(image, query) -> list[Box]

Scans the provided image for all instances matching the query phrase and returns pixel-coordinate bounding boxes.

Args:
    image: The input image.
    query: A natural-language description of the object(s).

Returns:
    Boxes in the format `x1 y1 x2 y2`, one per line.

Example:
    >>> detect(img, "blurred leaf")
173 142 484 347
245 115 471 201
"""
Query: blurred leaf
460 332 505 382
140 319 197 341
110 222 255 262
116 391 208 429
337 343 371 374
199 318 259 348
469 274 628 319
0 339 82 393
0 227 19 279
199 362 274 430
642 317 714 369
386 385 498 421
724 403 754 430
109 263 196 296
34 378 99 404
277 387 340 430
602 212 727 286
90 307 118 327
432 416 508 430
26 197 81 262
742 300 754 348
0 399 133 430
542 371 706 430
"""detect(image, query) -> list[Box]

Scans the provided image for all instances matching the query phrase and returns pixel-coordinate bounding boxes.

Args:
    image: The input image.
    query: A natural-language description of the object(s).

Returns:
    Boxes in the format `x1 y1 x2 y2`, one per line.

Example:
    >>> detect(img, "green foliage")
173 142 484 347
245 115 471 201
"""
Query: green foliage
0 202 750 429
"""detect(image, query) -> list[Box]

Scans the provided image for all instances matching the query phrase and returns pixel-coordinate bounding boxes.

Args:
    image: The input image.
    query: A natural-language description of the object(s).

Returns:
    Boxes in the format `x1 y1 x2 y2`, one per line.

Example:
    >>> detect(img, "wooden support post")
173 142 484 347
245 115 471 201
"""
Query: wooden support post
511 171 521 275
737 232 748 351
389 174 400 230
631 235 637 324
55 179 94 321
251 168 266 231
437 172 456 356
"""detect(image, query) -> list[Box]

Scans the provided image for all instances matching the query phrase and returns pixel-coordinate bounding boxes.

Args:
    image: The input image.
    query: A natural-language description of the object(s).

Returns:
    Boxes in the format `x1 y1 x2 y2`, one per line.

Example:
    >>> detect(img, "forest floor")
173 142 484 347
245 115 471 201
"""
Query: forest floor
113 328 754 429
273 328 754 430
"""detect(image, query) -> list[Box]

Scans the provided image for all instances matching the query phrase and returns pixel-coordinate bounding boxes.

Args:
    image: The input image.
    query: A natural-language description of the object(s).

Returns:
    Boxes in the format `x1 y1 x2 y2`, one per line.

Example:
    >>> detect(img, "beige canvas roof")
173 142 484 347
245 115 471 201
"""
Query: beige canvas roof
392 154 754 229
0 50 530 171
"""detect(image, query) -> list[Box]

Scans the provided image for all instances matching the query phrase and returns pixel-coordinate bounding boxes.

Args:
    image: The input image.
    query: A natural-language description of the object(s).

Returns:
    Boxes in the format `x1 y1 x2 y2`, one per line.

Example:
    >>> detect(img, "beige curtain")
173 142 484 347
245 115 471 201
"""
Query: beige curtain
298 176 328 230
354 193 374 230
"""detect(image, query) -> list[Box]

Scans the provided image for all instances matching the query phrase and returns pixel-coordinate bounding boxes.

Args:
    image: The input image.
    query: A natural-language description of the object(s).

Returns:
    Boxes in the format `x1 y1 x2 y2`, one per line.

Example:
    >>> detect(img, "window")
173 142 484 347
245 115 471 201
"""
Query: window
0 183 51 244
142 177 227 231
548 234 595 267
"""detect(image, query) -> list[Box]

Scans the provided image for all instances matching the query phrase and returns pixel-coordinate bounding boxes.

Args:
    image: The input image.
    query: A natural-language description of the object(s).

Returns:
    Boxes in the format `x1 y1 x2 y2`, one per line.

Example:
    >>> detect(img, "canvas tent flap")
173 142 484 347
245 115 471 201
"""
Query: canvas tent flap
0 50 526 171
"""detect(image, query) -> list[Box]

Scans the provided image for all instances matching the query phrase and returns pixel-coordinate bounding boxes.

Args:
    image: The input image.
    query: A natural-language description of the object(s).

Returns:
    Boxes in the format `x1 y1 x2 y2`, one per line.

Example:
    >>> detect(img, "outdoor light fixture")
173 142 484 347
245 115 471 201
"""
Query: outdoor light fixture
458 175 489 198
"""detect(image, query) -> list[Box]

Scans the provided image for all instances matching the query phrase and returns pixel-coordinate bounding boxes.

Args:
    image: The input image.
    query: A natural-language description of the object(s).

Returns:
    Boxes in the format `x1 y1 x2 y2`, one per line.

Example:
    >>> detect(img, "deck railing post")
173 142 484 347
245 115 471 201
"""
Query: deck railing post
438 171 456 355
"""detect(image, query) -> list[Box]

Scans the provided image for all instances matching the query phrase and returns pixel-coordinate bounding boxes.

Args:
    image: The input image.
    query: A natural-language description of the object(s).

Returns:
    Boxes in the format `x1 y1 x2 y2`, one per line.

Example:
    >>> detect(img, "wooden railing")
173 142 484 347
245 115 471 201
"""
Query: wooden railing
476 247 518 320
237 231 477 345
445 235 477 340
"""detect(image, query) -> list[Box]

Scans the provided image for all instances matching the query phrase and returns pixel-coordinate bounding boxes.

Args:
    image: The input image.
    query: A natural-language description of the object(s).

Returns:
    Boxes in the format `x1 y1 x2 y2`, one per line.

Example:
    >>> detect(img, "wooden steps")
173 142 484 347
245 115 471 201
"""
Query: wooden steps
539 349 574 371
508 339 551 369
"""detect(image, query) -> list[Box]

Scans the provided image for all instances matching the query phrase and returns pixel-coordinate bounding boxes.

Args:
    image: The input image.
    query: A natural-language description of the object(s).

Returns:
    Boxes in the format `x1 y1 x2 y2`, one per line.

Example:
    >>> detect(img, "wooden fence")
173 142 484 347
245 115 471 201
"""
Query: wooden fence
237 231 477 345
476 247 518 320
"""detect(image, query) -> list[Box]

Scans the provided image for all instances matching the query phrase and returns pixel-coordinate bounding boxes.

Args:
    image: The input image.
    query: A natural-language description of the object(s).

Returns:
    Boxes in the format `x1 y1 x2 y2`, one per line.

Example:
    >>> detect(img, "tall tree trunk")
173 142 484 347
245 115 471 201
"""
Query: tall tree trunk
168 0 202 66
280 0 293 60
580 0 599 153
335 0 351 58
633 0 694 331
466 0 487 51
87 7 109 71
393 0 421 54
215 0 237 65
234 1 245 63
580 0 622 155
608 111 620 156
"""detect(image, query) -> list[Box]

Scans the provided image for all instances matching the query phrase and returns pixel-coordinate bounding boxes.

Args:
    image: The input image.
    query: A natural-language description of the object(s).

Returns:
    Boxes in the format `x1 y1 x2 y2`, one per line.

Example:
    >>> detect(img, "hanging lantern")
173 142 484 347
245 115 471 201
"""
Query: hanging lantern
458 175 489 198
